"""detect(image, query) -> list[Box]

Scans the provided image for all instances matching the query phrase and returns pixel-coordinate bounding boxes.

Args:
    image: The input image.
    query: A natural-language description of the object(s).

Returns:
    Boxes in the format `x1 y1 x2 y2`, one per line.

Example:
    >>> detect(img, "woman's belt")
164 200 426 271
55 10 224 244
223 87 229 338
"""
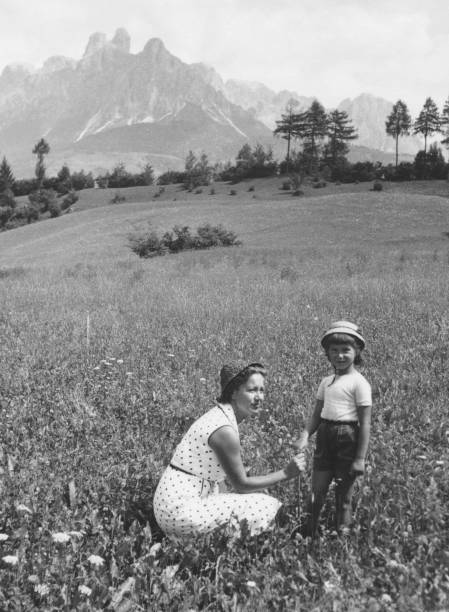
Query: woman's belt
320 418 358 425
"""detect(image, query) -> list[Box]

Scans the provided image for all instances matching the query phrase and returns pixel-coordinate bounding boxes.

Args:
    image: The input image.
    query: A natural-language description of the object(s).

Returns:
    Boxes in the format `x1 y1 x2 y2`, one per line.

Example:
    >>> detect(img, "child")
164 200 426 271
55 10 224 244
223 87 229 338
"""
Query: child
295 321 372 537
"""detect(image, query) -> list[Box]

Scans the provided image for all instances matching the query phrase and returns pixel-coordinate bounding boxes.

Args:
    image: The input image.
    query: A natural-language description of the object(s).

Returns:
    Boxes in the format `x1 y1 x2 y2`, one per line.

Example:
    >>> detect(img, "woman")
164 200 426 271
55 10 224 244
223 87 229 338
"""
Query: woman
153 360 304 537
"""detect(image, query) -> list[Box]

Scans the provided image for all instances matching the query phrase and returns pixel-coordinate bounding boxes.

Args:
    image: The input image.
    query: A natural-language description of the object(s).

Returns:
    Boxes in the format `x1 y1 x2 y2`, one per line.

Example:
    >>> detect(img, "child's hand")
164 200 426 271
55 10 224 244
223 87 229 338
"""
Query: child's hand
350 458 365 476
293 432 309 451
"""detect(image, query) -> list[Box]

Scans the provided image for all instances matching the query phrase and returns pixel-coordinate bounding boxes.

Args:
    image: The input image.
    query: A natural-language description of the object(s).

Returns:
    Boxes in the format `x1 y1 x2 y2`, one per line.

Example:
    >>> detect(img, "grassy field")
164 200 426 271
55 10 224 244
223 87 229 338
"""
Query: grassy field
1 180 449 610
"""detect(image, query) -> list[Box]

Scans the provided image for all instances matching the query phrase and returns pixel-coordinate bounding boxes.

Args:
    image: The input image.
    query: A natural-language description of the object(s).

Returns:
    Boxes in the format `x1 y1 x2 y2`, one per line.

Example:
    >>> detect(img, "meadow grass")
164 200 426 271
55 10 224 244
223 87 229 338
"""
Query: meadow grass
0 186 449 609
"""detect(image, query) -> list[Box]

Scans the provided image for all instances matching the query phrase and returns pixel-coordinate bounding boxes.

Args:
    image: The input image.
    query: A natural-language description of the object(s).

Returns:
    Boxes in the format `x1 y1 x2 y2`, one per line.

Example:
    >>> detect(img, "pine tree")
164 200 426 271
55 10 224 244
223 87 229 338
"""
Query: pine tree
274 99 300 174
0 157 15 192
325 110 358 169
441 96 449 148
413 97 441 153
32 138 50 188
385 100 412 168
300 100 329 173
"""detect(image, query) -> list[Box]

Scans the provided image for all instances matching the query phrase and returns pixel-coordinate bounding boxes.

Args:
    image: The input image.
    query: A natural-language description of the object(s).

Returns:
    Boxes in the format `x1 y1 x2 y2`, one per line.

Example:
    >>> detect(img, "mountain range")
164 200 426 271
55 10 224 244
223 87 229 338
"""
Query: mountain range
0 29 424 178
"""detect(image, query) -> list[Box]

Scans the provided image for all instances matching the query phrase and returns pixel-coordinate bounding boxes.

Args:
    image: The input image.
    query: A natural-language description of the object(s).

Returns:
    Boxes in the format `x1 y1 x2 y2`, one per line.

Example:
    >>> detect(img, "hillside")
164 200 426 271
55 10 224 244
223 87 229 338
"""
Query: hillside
1 180 449 268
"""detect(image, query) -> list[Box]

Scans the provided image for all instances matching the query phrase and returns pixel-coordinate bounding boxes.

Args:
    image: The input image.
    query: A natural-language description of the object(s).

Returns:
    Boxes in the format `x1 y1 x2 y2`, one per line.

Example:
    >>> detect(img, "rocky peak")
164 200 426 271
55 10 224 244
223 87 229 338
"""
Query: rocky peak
42 56 76 74
111 28 131 53
83 32 108 58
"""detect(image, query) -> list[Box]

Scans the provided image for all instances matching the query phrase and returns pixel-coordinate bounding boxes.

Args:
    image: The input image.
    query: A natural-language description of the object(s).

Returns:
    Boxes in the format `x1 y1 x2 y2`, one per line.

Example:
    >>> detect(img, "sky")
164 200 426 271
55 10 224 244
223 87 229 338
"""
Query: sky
1 0 448 114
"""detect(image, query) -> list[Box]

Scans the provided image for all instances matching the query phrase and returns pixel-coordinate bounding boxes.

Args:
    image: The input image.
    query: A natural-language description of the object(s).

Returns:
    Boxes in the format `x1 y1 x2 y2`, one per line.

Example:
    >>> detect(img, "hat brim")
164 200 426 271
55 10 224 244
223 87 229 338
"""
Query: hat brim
321 328 365 349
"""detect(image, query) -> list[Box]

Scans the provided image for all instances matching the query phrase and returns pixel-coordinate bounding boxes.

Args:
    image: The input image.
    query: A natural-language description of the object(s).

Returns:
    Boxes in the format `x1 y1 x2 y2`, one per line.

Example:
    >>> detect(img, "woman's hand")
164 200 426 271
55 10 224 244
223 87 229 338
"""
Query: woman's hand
284 453 306 479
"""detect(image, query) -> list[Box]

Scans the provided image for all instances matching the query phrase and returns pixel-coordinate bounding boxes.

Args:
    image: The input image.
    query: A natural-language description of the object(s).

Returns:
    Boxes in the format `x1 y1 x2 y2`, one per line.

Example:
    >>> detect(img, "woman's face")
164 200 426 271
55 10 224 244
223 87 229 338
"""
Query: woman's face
231 373 265 423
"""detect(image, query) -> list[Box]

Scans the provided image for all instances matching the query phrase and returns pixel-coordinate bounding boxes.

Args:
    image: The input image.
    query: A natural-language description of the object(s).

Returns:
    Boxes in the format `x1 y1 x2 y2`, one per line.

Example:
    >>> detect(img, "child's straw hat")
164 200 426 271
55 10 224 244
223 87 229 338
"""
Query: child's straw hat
321 320 366 349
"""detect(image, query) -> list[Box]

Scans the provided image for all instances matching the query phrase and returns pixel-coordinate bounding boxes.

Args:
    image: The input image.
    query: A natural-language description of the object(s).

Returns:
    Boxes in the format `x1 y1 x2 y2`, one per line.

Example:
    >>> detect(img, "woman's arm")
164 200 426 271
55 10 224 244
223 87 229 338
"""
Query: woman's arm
209 426 304 494
294 399 324 450
350 404 372 475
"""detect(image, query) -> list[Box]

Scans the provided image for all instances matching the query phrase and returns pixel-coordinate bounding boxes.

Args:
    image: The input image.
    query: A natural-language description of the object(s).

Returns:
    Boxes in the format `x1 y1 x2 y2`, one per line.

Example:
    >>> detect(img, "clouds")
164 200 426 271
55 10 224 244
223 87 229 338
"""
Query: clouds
0 0 447 113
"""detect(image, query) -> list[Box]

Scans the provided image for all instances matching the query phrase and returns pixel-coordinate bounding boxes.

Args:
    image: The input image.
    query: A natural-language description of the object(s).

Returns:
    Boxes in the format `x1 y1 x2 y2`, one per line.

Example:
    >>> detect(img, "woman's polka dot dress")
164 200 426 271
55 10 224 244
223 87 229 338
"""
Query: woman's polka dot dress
153 404 281 537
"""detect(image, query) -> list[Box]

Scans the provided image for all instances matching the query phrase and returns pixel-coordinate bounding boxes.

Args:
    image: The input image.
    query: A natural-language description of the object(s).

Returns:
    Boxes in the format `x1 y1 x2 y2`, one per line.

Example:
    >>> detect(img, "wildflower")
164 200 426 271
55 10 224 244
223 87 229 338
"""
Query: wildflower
28 575 39 583
2 555 18 565
34 584 50 596
78 585 92 596
199 378 206 383
416 455 427 460
381 594 392 604
88 554 105 567
52 532 70 543
149 542 161 557
126 372 133 376
435 460 444 466
324 581 338 593
117 359 123 364
246 580 257 588
0 534 8 542
68 531 84 538
167 353 175 358
93 366 100 371
16 503 32 514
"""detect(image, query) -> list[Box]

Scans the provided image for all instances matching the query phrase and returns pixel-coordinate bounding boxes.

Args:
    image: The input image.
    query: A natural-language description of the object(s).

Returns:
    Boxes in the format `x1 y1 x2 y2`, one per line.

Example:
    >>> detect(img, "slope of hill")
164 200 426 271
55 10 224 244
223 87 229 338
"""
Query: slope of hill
1 184 448 269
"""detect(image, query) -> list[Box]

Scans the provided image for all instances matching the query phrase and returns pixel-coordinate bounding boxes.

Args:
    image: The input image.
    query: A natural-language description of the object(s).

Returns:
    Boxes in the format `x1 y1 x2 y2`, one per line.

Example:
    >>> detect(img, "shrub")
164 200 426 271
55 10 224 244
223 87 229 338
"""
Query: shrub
292 189 304 197
195 188 203 194
61 190 79 211
280 181 291 191
110 192 126 204
48 200 62 218
129 223 240 258
229 190 237 196
312 180 327 188
210 188 216 195
248 185 255 192
372 180 383 192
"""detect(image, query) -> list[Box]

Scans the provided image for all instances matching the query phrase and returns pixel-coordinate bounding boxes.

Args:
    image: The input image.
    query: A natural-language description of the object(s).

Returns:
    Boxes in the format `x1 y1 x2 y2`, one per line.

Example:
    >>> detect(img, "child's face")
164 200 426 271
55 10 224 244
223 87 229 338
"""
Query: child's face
327 342 357 374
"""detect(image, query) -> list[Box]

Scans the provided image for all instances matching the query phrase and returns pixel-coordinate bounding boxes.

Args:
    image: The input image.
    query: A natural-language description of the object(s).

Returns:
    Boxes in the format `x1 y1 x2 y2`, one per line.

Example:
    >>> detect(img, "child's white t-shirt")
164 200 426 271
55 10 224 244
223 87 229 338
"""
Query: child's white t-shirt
317 370 371 422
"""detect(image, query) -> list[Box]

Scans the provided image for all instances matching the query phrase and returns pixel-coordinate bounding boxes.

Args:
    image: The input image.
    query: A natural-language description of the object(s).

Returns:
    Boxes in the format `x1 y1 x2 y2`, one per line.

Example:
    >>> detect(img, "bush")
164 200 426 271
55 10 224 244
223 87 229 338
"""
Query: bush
129 223 240 258
248 185 255 192
110 192 126 204
61 190 79 211
280 181 291 191
372 180 383 192
229 190 237 196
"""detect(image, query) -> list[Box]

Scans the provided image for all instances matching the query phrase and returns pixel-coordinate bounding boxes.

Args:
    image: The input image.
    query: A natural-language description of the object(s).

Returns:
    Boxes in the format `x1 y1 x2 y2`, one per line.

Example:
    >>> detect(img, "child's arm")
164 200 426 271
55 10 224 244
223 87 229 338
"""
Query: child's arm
294 399 324 450
350 404 372 475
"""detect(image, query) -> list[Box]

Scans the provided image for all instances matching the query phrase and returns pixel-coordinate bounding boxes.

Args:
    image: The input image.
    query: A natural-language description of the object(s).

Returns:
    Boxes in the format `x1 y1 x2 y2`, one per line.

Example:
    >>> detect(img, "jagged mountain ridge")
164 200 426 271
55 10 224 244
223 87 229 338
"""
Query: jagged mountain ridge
0 29 275 175
0 29 425 176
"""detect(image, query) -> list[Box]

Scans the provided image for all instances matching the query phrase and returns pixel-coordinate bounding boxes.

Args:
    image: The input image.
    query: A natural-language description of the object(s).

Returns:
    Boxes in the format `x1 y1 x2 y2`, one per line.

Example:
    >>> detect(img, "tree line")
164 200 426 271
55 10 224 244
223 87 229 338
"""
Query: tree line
386 96 449 167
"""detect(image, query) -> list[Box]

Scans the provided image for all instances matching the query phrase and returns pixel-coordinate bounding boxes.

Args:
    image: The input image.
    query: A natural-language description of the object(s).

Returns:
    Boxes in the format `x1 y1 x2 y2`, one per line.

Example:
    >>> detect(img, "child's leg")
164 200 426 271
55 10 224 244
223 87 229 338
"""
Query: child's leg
306 469 333 537
335 474 356 532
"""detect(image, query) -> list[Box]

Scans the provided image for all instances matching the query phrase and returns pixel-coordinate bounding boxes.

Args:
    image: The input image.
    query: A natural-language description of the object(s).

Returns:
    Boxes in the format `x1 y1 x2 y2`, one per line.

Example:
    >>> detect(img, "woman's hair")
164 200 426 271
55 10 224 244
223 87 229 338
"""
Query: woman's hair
218 364 267 404
322 332 364 365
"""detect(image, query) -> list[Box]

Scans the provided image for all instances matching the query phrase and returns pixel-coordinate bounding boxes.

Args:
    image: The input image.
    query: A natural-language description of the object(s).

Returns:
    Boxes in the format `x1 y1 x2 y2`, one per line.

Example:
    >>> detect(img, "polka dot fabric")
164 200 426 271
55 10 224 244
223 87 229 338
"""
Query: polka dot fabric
153 404 281 537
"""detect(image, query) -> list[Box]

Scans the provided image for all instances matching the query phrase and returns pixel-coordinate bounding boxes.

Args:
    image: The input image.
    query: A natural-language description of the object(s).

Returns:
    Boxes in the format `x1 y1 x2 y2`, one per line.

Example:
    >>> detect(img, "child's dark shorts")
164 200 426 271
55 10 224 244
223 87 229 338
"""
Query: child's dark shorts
313 419 359 478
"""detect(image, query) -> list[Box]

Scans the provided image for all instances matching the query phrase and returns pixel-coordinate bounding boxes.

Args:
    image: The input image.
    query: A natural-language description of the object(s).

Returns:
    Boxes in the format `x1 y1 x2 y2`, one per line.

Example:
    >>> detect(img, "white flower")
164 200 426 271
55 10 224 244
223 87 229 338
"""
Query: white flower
381 594 392 604
93 366 100 371
199 378 206 383
324 580 338 593
435 460 444 466
246 580 257 588
2 555 18 565
126 372 133 376
16 503 32 514
167 353 175 358
149 543 161 557
78 585 92 596
28 575 39 583
417 455 427 460
117 359 123 364
0 534 8 542
68 531 84 539
88 554 105 567
34 584 50 596
52 532 70 543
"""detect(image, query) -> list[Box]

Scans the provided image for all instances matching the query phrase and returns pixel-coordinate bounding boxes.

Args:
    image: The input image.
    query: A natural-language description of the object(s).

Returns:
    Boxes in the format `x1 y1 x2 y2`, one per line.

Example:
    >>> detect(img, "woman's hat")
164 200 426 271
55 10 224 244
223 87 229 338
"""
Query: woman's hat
220 360 265 394
321 320 366 349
